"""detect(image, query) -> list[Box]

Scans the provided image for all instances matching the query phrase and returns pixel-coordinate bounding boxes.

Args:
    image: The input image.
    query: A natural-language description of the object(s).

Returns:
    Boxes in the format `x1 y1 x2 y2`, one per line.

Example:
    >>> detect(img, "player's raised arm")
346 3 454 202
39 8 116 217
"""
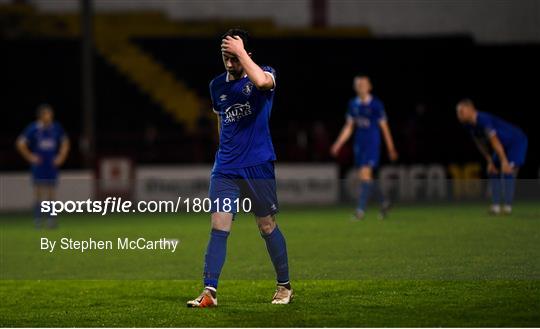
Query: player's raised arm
221 36 274 90
331 117 354 157
379 120 398 161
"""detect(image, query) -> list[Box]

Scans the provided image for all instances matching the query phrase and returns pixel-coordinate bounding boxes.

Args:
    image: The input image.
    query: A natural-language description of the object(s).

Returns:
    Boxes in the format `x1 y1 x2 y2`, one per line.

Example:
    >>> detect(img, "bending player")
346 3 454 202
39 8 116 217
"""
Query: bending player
456 99 528 214
16 104 70 228
187 29 292 308
331 75 398 220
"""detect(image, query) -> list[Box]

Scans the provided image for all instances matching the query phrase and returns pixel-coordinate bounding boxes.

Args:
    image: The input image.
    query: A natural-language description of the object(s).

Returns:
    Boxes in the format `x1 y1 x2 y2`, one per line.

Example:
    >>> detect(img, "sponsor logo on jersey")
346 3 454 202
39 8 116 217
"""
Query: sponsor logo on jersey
223 102 253 124
38 138 56 150
355 117 371 128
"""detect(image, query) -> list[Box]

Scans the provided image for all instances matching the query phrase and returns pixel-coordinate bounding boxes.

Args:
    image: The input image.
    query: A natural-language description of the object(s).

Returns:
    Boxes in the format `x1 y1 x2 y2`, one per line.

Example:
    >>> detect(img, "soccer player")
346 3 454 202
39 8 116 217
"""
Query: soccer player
456 99 528 215
331 75 398 220
16 104 70 228
187 29 292 308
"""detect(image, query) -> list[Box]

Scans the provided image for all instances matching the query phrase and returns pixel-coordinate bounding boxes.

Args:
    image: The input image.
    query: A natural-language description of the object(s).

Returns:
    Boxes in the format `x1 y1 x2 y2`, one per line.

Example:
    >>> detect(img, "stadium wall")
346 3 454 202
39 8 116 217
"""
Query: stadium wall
2 164 539 211
27 0 540 43
0 164 337 211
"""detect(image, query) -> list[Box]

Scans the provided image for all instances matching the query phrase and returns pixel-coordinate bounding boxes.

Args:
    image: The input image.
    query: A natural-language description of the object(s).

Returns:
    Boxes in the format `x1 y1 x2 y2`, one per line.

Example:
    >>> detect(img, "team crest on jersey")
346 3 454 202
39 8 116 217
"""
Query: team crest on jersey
242 82 254 95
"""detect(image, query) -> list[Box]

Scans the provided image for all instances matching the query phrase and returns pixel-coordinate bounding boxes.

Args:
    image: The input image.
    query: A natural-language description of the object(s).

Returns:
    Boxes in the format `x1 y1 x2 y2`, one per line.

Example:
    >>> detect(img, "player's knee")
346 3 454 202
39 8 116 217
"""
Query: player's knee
211 212 233 231
359 167 373 181
257 217 276 235
34 186 46 201
46 187 55 200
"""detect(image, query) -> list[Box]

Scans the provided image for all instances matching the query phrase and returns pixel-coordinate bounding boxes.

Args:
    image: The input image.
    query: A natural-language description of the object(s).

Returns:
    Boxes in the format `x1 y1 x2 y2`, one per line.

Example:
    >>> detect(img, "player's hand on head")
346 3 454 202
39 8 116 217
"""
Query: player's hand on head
221 36 245 57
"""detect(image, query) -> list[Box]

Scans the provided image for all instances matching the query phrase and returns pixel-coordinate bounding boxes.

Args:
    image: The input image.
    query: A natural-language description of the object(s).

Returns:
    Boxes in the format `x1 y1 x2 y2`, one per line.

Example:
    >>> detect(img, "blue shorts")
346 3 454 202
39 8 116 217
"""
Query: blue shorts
32 164 58 185
493 138 528 168
209 161 279 217
354 143 380 168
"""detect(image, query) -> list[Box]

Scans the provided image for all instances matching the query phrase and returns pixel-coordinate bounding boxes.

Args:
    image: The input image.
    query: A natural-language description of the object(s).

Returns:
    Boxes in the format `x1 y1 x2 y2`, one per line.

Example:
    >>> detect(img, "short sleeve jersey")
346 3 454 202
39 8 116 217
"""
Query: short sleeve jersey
209 66 277 170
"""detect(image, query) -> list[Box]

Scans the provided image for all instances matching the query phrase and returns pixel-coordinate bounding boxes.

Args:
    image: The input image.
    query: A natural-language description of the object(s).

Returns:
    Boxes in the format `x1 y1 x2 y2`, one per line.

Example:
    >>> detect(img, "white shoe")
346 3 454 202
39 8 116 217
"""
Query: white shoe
352 209 365 221
489 204 501 215
503 205 512 215
378 201 391 220
187 287 218 308
271 285 293 304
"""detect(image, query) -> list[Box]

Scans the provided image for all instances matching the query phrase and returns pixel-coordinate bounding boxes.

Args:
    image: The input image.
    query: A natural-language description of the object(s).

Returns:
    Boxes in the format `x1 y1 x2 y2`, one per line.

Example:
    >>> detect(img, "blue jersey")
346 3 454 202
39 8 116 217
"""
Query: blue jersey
19 121 67 183
468 111 527 149
209 66 277 170
346 96 387 148
19 121 66 163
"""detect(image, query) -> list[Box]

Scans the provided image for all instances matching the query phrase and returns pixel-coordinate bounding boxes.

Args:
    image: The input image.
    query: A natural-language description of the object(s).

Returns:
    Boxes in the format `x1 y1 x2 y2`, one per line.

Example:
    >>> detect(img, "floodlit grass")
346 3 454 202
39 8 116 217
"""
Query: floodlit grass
1 202 539 326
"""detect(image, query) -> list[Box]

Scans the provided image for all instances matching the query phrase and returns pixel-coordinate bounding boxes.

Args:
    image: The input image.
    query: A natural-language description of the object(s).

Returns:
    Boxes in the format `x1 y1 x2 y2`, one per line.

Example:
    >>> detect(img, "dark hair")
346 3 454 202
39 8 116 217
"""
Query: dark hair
221 28 250 52
36 103 53 116
457 98 475 108
354 73 370 80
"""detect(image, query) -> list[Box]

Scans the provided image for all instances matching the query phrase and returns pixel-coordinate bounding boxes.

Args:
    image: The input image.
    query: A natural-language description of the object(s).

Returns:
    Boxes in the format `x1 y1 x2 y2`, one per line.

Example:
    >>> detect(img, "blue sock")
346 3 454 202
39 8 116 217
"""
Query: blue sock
34 202 42 228
357 180 373 211
503 173 516 205
372 181 386 205
262 225 289 284
203 229 229 289
489 173 502 205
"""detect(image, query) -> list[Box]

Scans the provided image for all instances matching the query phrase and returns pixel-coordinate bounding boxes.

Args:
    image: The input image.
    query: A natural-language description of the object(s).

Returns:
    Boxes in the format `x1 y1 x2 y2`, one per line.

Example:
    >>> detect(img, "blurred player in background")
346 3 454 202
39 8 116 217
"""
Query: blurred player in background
456 99 528 215
187 29 292 308
16 104 70 228
331 75 398 220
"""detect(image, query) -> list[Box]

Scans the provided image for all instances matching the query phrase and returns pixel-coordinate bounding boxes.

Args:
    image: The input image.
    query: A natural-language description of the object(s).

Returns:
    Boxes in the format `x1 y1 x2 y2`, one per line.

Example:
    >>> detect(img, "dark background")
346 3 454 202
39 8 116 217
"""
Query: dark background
2 35 539 176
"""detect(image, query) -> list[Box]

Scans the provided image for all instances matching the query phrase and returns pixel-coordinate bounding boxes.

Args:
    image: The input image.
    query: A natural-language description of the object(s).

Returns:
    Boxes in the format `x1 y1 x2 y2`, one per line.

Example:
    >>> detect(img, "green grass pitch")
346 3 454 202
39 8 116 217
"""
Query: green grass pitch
1 202 539 326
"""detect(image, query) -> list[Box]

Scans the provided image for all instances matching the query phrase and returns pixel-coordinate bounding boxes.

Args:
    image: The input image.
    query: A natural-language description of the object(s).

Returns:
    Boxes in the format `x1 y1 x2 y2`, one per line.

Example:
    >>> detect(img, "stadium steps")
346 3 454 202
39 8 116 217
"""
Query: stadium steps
94 34 202 130
0 5 204 129
0 4 371 38
1 4 370 130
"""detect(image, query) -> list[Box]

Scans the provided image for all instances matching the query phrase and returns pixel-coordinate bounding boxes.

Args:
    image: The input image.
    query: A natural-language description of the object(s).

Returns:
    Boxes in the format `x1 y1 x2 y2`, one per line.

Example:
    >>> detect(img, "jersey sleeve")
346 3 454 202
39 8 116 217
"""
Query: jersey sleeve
17 123 35 145
209 79 219 114
261 65 276 90
345 100 354 120
56 123 68 142
374 100 387 123
477 114 497 137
